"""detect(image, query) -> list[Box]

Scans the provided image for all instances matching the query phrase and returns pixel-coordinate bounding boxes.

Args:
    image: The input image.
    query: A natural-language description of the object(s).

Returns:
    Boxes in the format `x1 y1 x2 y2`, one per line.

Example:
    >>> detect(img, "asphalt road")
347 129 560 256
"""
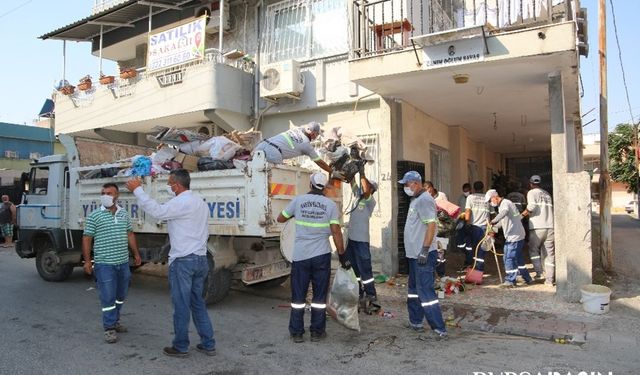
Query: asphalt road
1 246 636 375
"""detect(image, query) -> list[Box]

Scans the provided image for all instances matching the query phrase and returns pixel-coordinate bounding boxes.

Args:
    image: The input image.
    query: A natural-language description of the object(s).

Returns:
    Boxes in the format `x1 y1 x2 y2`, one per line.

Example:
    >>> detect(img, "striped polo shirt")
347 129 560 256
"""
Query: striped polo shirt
281 192 340 261
84 206 132 265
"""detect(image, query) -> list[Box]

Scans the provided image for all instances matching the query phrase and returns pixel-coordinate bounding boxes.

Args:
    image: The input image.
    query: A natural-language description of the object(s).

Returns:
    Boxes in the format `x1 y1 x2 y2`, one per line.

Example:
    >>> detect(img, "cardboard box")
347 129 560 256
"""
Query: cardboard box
174 152 199 172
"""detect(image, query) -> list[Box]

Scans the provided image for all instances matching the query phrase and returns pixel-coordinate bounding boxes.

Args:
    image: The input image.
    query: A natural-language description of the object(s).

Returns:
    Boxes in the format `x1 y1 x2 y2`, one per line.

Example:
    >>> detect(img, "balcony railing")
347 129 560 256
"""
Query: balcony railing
351 0 573 58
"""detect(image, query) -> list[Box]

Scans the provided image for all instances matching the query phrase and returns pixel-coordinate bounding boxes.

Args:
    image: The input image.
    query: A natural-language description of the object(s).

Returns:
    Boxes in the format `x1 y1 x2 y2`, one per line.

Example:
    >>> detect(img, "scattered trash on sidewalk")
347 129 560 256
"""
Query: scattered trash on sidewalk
378 311 395 319
374 275 389 284
85 287 95 291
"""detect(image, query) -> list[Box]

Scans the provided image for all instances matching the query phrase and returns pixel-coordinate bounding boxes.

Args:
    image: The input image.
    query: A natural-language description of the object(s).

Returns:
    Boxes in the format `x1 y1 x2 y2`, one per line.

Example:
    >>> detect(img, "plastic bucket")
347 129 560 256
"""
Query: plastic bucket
580 284 611 314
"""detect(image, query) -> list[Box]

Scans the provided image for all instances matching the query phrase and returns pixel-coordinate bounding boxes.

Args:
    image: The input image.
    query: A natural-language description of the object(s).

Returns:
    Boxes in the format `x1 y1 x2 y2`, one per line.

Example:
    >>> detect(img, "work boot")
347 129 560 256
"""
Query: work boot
358 296 367 313
499 281 515 288
291 334 304 343
104 329 117 344
163 346 189 358
114 322 128 333
195 344 217 356
310 331 327 342
364 296 381 315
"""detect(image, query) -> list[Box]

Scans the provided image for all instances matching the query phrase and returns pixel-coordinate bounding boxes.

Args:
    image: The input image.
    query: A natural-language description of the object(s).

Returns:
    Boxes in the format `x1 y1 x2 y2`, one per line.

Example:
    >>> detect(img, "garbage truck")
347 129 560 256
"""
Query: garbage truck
15 134 340 304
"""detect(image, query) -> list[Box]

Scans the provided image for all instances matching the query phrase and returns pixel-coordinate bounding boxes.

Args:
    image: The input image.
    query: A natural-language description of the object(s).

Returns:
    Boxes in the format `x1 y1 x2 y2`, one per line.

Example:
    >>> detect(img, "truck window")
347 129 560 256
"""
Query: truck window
30 167 49 195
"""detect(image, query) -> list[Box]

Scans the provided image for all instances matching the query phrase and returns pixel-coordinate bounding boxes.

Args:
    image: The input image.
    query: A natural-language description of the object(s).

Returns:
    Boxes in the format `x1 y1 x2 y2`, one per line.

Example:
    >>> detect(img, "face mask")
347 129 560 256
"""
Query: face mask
404 186 414 197
100 195 114 208
464 192 470 197
166 185 176 196
490 201 498 207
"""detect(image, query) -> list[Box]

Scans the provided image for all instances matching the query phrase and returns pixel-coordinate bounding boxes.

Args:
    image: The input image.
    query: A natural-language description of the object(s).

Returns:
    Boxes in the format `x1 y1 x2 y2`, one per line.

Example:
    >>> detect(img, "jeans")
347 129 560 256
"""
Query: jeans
464 225 486 271
168 254 215 352
289 253 331 336
504 240 531 283
94 263 131 330
346 239 376 298
406 253 446 332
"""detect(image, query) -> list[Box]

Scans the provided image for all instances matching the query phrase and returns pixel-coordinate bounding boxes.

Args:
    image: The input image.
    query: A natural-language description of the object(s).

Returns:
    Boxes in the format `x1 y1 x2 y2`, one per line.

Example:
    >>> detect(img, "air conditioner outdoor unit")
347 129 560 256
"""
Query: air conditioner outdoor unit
260 60 305 99
195 1 231 34
29 152 41 160
4 150 18 159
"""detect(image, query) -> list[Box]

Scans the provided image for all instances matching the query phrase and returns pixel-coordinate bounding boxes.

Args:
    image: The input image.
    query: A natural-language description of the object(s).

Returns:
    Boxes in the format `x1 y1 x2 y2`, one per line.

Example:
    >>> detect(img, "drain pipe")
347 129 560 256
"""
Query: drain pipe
219 0 225 53
253 0 263 129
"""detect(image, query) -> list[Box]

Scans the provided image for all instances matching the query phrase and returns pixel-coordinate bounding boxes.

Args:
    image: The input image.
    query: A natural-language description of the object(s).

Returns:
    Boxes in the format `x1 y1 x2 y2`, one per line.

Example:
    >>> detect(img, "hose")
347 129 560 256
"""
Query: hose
470 224 503 284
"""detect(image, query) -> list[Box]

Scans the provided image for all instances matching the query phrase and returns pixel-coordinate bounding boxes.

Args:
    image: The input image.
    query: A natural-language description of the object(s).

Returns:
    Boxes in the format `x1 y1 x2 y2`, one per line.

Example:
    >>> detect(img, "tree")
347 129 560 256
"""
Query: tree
608 123 640 195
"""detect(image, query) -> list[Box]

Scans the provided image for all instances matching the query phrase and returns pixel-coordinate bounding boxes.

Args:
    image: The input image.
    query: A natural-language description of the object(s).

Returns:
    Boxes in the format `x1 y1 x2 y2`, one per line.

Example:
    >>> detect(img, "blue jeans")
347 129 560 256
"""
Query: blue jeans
464 225 486 271
346 239 376 298
168 254 215 352
406 254 446 332
289 253 331 336
94 263 131 330
504 240 532 283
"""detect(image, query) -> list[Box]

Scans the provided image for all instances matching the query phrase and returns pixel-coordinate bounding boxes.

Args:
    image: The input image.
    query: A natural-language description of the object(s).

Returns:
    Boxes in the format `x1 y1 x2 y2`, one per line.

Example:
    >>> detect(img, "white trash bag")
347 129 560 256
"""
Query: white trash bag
328 267 360 331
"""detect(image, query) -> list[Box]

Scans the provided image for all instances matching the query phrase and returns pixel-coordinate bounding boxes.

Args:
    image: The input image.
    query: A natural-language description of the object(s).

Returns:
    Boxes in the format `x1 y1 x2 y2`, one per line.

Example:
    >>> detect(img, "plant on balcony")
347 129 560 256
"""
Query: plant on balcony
78 75 92 91
99 74 115 85
58 85 75 95
119 67 137 79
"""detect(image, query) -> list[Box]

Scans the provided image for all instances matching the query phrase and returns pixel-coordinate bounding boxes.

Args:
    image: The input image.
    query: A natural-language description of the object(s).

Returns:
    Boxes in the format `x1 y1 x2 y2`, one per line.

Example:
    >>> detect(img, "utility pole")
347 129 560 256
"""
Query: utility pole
599 0 612 271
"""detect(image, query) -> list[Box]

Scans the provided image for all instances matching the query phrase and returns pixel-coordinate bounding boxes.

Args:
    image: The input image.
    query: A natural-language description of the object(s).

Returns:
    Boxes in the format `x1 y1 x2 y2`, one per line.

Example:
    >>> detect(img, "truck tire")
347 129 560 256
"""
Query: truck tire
35 245 73 282
202 255 232 305
249 275 290 289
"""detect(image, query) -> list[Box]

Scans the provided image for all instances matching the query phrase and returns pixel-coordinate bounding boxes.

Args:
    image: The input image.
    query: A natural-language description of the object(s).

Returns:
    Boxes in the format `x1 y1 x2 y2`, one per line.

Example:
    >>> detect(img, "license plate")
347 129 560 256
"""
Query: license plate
242 260 291 285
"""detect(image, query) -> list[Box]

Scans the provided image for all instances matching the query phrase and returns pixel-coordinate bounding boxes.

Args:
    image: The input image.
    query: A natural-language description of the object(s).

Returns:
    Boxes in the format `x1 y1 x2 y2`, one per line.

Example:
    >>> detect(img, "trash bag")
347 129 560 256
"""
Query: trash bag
130 155 152 176
208 136 242 161
328 267 360 331
197 157 234 171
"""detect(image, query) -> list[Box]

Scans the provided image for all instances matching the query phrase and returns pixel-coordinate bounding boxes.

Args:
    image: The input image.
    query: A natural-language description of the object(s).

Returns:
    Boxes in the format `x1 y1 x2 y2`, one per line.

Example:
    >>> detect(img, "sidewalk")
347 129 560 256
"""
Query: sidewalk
369 213 640 346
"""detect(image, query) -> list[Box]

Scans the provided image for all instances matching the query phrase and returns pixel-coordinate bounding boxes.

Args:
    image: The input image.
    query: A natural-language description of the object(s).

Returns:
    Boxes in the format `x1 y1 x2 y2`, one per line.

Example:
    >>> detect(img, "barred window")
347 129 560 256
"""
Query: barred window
262 0 349 64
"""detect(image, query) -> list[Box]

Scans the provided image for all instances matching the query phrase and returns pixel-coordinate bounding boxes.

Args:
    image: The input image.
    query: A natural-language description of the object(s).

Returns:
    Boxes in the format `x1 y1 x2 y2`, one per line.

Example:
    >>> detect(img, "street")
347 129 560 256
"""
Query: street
0 246 636 375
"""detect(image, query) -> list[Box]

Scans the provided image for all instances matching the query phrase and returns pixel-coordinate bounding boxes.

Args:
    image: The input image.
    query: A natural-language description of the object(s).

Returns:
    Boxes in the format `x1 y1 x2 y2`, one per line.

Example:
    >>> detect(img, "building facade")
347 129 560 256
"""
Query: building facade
42 0 590 300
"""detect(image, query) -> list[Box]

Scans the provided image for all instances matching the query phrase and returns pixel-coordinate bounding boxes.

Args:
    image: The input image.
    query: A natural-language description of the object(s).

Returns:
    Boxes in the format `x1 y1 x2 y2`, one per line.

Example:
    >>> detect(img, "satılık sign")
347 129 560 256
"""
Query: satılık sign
147 17 206 72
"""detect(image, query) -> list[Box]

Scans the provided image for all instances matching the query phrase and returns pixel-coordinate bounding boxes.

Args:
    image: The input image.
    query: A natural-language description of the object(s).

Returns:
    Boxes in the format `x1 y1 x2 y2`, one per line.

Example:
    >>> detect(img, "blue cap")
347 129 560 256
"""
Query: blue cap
398 171 422 184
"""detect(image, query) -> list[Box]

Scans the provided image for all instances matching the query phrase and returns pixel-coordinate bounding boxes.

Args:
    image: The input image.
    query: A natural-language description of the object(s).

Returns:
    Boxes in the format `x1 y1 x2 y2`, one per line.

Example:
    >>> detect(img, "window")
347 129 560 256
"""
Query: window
29 167 49 195
262 0 349 63
429 144 450 198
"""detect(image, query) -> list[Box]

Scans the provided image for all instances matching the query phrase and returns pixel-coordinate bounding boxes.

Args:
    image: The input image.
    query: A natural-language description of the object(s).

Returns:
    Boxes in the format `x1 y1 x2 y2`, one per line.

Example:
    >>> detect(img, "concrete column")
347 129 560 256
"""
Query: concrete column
379 98 400 277
549 72 593 301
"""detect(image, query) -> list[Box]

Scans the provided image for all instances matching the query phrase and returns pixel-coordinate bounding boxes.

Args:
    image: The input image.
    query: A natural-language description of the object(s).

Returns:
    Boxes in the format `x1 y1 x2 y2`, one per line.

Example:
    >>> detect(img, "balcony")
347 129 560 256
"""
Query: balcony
348 0 582 155
53 49 255 137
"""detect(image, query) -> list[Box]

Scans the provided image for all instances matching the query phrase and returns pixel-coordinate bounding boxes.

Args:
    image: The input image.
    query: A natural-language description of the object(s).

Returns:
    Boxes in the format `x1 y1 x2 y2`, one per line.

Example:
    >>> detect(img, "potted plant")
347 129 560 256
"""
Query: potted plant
99 73 115 85
119 67 137 79
59 85 75 95
78 75 92 91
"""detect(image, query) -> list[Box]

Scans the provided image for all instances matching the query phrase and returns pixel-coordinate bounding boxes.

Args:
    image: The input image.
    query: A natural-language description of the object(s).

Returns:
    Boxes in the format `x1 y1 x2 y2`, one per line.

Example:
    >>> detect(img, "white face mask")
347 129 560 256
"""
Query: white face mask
404 186 414 197
166 185 176 196
464 191 470 197
490 201 498 207
100 195 114 208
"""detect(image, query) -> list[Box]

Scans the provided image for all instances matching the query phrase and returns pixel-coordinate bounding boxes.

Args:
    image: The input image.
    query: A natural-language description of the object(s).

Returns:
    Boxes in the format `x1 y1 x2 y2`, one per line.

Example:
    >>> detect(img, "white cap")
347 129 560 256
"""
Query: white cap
310 172 328 189
530 175 541 184
484 189 498 202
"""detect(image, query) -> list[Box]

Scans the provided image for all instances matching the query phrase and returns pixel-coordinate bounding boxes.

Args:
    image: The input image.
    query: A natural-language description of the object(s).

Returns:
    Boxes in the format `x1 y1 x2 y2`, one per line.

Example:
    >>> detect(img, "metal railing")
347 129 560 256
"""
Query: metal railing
351 0 573 58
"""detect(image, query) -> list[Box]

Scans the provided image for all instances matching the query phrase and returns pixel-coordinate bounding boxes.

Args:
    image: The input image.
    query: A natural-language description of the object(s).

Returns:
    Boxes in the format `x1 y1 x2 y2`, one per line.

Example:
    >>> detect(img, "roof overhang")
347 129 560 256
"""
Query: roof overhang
39 0 195 41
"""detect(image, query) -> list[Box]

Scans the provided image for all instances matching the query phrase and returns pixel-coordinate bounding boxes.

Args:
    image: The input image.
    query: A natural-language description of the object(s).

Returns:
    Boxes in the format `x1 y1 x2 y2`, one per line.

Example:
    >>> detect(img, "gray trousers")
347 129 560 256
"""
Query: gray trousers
254 142 283 164
528 228 555 282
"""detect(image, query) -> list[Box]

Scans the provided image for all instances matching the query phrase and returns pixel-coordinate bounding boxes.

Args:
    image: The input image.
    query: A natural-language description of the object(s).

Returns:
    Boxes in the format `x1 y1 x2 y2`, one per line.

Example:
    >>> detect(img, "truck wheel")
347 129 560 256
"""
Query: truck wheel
249 275 290 289
202 255 232 305
35 246 73 282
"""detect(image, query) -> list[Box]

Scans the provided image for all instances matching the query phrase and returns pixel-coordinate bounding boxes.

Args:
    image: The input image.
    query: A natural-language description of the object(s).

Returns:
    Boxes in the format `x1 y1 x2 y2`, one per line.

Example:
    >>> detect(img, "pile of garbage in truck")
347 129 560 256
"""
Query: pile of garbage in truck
78 125 373 181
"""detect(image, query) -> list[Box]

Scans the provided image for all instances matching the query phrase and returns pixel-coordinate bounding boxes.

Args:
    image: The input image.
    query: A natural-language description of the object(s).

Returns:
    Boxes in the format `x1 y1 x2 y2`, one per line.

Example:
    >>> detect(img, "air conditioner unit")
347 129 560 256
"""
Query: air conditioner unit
4 150 18 159
195 1 231 34
260 60 305 99
29 152 41 160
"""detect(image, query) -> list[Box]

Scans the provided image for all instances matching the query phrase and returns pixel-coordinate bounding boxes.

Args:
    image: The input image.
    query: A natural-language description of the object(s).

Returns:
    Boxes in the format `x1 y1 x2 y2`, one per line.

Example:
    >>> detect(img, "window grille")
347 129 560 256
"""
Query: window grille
262 0 349 63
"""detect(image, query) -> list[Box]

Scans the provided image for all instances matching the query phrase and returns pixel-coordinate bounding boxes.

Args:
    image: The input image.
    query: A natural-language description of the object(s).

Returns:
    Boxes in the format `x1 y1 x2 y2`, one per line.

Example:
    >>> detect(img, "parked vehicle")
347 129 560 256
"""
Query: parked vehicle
625 200 636 214
15 134 340 304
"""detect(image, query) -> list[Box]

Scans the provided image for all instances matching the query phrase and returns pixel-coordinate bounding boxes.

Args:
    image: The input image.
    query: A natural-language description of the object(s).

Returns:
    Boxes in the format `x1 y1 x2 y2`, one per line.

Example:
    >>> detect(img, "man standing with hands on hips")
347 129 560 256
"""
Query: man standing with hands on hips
398 171 448 339
126 170 216 358
82 183 141 344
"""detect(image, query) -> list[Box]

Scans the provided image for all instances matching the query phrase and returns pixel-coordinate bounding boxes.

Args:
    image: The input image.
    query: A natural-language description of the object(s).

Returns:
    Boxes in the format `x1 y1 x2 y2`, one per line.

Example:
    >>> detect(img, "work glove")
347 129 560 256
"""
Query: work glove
338 252 352 270
417 246 430 265
331 170 346 181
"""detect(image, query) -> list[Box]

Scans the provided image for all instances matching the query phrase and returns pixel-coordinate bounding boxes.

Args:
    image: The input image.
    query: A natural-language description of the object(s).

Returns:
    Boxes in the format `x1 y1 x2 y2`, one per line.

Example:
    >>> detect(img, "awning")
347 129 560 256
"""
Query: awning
39 0 194 41
38 99 55 118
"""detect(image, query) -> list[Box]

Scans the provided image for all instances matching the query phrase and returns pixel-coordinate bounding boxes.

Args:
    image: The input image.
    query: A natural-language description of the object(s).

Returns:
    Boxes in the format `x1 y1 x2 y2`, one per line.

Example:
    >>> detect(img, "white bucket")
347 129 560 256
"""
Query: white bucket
580 284 611 314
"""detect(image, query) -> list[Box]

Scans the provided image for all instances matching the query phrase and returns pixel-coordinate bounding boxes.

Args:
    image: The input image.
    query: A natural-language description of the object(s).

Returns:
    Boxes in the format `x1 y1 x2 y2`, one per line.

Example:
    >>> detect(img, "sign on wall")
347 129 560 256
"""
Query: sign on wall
147 17 206 72
422 37 485 69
